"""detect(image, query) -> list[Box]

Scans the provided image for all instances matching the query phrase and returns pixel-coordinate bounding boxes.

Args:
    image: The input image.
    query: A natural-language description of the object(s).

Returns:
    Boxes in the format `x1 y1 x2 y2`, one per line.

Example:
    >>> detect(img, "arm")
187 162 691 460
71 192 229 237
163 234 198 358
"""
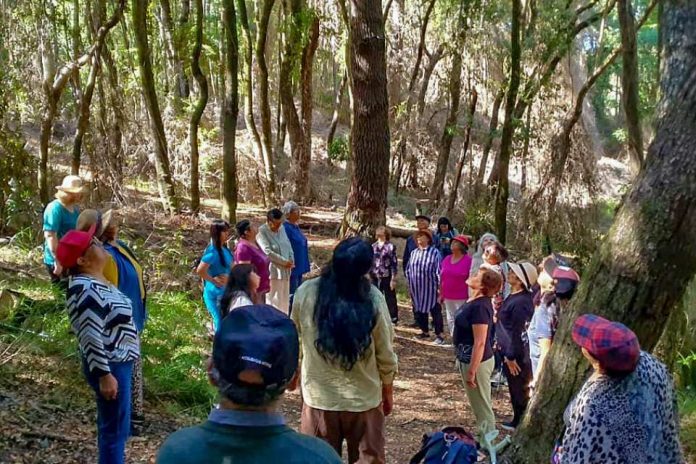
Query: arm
372 292 398 414
468 324 489 377
402 239 412 273
196 258 224 287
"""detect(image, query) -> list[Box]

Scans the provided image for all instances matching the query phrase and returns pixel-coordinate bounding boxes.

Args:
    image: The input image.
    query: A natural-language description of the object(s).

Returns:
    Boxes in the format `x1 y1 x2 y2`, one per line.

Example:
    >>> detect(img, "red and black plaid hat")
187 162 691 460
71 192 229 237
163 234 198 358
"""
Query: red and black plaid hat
572 314 640 373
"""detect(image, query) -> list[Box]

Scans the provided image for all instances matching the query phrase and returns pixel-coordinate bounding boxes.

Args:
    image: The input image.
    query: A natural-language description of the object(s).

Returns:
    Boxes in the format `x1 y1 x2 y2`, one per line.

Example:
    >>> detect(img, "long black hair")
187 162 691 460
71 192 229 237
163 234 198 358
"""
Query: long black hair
219 263 256 319
313 237 378 371
210 219 231 267
437 216 453 233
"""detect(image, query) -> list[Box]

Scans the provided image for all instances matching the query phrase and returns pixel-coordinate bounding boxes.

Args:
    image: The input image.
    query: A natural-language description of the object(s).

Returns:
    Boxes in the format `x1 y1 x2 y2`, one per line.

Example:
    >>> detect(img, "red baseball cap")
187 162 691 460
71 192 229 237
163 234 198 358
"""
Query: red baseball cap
452 235 470 247
572 314 641 373
56 224 97 269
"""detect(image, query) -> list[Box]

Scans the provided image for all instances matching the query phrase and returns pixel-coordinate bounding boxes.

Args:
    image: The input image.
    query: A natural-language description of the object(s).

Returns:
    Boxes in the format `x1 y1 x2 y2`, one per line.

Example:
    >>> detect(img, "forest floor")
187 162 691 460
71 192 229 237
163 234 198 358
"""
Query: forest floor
1 197 695 463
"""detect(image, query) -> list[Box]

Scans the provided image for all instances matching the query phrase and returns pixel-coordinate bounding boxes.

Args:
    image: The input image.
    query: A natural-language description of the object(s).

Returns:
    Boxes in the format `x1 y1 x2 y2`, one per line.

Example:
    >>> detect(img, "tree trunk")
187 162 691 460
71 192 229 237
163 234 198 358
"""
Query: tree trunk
296 15 320 201
416 44 445 118
254 0 277 198
100 43 125 184
238 0 264 164
446 88 478 216
520 106 531 193
493 0 522 244
326 68 348 160
430 51 463 205
179 0 190 25
477 85 504 184
189 0 208 213
506 3 696 461
133 0 179 214
221 0 239 223
159 0 189 103
340 0 390 238
617 0 644 173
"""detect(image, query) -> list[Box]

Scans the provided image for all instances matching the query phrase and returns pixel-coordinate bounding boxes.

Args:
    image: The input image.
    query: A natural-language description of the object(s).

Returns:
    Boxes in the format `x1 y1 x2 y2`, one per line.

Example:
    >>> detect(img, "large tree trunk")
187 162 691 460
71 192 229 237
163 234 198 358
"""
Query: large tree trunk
478 85 504 184
506 3 696 461
430 51 463 205
446 88 478 216
254 0 277 198
617 0 644 173
221 0 239 223
493 0 522 244
189 0 208 213
340 0 390 238
133 0 179 214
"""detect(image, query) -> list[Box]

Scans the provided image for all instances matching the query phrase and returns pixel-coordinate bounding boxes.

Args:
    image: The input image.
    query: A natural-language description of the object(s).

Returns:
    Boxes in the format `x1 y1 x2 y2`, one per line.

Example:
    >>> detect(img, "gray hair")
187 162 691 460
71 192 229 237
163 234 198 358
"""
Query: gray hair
282 201 300 216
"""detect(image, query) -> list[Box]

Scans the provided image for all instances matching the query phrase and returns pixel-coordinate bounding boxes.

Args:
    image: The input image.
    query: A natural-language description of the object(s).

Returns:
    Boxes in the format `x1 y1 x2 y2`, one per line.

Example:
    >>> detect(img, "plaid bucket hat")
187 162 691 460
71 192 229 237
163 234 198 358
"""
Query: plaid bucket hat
572 314 641 373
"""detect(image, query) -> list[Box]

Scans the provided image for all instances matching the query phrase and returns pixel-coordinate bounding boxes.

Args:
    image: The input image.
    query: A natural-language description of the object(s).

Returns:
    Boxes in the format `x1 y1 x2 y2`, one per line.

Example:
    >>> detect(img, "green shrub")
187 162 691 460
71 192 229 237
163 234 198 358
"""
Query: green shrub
328 135 350 162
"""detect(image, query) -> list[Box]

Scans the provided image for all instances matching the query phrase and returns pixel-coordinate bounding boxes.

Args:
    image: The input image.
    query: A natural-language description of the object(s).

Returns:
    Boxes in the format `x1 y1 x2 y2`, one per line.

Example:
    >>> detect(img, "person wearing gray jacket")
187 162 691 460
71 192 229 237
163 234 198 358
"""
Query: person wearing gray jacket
257 208 295 314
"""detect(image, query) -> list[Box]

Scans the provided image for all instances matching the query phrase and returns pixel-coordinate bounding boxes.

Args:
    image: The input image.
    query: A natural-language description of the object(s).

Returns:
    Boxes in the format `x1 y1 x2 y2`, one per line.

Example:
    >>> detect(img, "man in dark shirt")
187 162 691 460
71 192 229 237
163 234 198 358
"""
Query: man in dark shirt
156 305 341 464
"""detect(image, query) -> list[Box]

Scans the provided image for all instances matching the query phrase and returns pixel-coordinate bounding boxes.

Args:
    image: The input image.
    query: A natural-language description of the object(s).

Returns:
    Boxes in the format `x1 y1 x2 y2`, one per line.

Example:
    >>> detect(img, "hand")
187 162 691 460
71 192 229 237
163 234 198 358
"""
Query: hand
285 260 295 270
381 384 394 416
389 279 396 291
99 374 118 400
212 276 226 288
466 368 477 389
53 262 63 276
505 358 521 377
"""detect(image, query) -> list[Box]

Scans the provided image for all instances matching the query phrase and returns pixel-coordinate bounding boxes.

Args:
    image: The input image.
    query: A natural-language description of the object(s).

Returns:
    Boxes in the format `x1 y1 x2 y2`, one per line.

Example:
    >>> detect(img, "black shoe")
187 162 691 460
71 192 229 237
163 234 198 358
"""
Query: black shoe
409 322 420 329
433 336 446 346
416 332 430 339
391 318 398 325
501 421 517 432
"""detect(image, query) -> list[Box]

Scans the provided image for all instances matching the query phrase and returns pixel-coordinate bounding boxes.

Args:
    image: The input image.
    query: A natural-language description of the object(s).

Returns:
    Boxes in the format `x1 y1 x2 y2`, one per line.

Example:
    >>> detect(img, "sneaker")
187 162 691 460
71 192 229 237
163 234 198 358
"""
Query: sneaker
501 421 517 432
433 336 446 346
416 332 430 339
391 318 398 325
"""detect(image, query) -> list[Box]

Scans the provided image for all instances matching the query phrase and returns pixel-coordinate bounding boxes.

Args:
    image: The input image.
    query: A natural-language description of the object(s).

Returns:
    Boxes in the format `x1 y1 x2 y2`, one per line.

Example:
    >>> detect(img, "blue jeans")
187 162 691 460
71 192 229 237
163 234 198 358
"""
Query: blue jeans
83 360 133 464
289 274 303 315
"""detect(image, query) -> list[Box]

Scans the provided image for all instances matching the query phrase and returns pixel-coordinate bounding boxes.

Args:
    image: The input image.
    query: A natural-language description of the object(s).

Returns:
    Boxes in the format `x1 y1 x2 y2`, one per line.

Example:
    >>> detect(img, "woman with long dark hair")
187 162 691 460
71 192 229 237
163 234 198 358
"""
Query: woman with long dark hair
291 238 398 464
219 263 260 318
196 219 233 332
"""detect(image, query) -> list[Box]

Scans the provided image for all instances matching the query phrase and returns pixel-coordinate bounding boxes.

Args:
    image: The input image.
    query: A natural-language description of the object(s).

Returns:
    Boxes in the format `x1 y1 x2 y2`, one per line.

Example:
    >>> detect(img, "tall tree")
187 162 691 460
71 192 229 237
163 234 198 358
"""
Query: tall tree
477 85 504 184
189 0 208 213
221 0 239 222
254 0 277 197
446 88 478 215
238 0 264 169
71 0 127 175
493 0 522 243
159 0 189 103
617 0 644 173
340 0 390 238
507 1 696 461
133 0 179 214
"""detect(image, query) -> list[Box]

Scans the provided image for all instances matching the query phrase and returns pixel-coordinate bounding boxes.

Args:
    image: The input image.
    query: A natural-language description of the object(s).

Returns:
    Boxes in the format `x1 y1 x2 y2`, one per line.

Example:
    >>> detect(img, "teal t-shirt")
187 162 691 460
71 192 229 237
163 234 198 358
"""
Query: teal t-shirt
156 421 342 464
43 200 80 265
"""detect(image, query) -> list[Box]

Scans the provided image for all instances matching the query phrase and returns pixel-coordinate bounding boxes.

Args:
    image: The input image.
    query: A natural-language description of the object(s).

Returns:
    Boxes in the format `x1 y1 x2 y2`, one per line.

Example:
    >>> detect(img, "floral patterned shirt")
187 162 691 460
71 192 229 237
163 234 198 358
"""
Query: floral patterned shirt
371 241 398 280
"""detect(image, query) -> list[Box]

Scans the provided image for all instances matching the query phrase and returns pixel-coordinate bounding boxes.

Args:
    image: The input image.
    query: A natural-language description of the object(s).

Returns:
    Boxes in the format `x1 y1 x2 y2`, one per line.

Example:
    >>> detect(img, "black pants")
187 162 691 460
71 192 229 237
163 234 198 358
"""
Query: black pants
415 304 444 336
503 358 532 425
373 276 398 322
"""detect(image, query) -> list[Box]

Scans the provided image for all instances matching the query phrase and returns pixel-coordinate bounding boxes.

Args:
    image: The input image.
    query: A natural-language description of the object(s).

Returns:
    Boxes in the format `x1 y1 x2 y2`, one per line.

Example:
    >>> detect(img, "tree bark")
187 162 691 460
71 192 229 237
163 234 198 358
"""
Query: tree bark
340 0 390 238
477 84 504 184
430 51 463 205
254 0 277 198
237 0 264 165
159 0 189 102
221 0 239 223
446 88 478 216
133 0 179 214
493 0 522 244
189 0 208 213
296 14 320 200
416 44 445 118
506 3 696 461
617 0 644 173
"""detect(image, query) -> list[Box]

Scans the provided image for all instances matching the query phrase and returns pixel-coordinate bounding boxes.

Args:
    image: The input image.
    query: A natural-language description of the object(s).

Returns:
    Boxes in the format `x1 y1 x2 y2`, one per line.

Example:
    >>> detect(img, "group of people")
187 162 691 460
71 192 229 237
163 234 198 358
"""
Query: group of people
43 175 684 464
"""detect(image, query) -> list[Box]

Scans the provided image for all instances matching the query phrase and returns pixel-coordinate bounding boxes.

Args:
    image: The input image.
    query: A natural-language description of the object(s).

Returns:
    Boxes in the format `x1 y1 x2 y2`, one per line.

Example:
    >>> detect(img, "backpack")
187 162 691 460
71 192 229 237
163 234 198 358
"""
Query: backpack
410 426 478 464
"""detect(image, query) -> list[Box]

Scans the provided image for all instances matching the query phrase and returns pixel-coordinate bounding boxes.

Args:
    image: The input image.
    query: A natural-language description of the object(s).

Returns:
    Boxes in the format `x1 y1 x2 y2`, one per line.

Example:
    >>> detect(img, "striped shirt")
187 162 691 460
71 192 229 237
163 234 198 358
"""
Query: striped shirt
67 275 140 377
405 247 442 313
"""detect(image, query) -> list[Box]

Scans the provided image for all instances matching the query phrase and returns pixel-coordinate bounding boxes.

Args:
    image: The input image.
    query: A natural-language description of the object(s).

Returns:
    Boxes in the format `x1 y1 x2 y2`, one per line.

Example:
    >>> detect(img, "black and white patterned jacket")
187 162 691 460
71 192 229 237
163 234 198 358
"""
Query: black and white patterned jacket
67 275 140 376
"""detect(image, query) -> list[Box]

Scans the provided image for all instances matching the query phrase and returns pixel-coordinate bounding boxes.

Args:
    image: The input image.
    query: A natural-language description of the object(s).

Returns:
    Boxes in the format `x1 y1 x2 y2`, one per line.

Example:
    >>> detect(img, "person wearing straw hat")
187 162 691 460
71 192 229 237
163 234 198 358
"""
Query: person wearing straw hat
496 261 537 431
57 225 139 464
43 175 86 284
552 314 683 464
78 209 148 435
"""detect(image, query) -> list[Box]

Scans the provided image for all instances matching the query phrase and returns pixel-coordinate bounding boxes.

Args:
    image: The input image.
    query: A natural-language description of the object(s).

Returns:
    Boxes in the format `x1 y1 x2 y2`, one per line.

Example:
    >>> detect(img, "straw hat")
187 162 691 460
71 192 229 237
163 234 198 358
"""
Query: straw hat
76 209 115 237
56 175 87 193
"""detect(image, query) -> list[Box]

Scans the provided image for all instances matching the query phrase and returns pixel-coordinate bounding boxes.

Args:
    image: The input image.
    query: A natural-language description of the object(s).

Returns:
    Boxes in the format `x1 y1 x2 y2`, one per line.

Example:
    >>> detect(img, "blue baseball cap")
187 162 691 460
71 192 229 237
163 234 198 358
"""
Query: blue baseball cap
213 305 299 396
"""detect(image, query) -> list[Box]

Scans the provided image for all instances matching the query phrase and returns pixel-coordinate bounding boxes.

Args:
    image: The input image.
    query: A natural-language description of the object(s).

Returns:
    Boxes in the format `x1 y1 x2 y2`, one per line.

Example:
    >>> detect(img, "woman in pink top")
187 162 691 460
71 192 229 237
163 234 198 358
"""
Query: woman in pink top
233 220 271 303
440 235 472 336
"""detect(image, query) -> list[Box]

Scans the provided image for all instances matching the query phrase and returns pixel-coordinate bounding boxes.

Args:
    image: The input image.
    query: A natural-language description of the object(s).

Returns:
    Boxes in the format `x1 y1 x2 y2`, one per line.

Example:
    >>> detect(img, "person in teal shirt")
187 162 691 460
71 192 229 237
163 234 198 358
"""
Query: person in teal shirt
43 175 85 284
196 219 233 332
156 305 341 464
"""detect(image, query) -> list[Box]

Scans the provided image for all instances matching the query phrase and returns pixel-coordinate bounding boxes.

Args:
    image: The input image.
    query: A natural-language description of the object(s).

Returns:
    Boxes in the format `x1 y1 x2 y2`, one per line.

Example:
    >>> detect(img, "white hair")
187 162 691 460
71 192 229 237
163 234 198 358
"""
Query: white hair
282 201 300 215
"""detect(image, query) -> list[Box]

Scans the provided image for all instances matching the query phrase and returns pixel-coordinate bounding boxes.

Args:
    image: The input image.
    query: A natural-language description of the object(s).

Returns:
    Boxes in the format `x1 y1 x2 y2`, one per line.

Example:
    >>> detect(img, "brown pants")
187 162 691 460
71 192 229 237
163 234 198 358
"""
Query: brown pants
300 404 386 464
